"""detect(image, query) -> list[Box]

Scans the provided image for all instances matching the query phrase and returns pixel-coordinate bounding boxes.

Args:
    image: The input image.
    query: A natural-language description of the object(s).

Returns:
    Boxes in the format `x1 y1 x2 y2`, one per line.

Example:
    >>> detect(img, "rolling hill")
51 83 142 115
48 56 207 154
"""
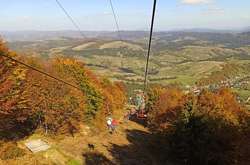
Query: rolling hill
2 30 250 103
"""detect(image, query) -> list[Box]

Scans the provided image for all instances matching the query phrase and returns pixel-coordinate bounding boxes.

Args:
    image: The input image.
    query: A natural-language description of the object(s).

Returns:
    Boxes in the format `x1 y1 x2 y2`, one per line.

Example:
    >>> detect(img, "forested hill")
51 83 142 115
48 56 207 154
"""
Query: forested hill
0 39 127 139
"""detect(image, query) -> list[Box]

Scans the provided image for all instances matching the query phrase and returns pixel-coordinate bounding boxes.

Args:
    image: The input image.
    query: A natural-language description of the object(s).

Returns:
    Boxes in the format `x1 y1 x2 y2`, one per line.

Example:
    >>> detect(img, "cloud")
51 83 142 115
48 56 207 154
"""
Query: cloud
181 0 212 5
202 7 225 14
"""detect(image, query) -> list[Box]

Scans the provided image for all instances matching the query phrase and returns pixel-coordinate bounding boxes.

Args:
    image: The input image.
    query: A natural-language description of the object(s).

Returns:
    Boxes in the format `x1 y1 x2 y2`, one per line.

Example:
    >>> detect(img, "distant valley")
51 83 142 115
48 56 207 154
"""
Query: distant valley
2 30 250 104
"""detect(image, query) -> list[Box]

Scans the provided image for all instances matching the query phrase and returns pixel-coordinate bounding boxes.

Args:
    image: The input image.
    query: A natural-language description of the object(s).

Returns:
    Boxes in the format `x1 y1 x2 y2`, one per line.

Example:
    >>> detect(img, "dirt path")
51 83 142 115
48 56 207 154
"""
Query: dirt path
3 119 158 165
57 120 157 164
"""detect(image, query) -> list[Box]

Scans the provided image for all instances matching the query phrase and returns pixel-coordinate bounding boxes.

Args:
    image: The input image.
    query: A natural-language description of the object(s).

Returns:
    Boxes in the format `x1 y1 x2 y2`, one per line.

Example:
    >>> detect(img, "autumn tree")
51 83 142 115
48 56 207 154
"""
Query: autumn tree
53 58 127 129
147 85 187 132
0 40 34 139
1 39 127 137
147 85 249 165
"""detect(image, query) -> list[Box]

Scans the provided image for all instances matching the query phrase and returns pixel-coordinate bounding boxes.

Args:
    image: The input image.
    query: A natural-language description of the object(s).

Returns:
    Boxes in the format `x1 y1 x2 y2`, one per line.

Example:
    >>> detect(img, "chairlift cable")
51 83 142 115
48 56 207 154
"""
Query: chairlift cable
55 0 86 39
108 0 125 68
144 0 157 92
1 53 122 105
108 0 123 41
1 53 82 91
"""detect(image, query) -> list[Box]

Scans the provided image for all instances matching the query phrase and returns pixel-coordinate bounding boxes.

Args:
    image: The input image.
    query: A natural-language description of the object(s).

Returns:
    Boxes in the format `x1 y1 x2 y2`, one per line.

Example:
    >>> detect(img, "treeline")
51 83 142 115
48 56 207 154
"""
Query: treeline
146 85 250 165
0 39 127 140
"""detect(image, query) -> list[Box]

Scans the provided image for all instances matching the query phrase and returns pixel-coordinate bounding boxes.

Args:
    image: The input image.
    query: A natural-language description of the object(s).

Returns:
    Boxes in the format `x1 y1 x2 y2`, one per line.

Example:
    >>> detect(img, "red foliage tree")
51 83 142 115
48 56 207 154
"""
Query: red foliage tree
0 40 33 139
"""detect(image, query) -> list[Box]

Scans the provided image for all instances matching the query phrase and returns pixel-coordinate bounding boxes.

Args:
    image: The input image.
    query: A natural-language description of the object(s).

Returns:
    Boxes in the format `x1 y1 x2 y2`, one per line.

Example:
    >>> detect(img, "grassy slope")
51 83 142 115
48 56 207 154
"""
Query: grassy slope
7 36 250 101
2 120 156 165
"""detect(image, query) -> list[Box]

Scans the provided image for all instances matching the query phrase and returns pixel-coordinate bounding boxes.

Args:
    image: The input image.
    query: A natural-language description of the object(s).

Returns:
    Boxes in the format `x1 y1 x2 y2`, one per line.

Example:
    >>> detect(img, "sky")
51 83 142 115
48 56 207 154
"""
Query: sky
0 0 250 31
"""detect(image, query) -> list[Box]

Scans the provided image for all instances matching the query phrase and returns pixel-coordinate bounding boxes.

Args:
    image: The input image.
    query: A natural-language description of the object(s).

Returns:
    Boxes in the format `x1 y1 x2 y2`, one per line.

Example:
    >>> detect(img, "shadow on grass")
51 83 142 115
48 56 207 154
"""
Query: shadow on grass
82 127 166 165
129 114 148 127
109 130 153 165
83 152 115 165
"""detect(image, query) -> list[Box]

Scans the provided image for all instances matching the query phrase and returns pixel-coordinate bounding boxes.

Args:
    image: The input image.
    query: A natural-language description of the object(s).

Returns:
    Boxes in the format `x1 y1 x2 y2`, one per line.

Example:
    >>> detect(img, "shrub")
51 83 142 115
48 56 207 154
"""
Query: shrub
147 85 186 132
147 86 249 165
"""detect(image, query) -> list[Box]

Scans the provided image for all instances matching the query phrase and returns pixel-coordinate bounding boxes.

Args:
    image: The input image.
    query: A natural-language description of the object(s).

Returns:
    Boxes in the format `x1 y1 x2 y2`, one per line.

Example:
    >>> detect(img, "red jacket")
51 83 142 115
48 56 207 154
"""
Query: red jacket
112 119 118 126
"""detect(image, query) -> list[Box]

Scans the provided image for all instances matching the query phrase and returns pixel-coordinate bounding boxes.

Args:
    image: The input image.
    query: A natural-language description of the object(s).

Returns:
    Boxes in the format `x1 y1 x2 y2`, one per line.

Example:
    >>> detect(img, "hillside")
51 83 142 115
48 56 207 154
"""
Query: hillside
0 39 126 137
1 33 250 165
0 40 164 165
4 31 250 105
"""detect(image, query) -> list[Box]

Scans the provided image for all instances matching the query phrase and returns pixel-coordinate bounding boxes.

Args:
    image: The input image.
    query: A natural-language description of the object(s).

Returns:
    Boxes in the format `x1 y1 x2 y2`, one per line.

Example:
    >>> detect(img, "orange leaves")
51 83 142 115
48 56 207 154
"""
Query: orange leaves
101 79 127 115
1 99 16 112
0 79 13 94
148 85 249 133
148 86 186 131
0 39 127 135
93 79 127 130
23 57 126 133
23 68 86 135
197 88 247 126
156 88 185 112
52 58 127 127
148 86 250 164
0 40 32 134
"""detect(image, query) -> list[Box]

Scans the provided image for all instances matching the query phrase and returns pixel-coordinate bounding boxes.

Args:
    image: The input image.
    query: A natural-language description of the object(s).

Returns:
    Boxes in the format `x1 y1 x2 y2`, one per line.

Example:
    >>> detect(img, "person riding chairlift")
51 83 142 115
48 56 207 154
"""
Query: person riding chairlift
135 91 146 117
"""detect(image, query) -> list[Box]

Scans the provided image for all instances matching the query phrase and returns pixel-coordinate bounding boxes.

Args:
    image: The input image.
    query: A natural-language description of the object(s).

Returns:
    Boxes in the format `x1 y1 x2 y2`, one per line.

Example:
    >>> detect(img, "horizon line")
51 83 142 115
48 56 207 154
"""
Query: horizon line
1 27 249 33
